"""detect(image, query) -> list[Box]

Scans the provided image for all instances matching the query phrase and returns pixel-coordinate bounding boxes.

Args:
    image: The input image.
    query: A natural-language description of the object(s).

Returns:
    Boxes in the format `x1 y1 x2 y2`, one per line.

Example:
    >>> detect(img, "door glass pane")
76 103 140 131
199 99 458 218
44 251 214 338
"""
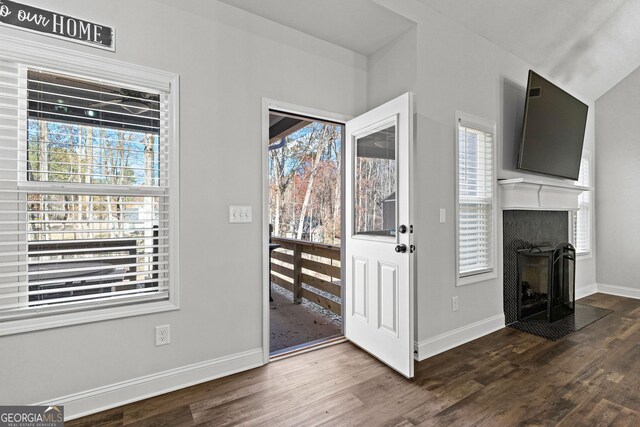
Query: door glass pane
354 124 396 237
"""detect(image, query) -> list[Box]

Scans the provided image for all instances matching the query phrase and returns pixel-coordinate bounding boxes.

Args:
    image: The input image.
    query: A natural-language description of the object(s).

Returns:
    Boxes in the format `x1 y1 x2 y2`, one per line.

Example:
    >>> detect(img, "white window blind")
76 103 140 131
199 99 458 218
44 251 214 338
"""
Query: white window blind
0 62 172 320
573 157 591 254
457 119 495 278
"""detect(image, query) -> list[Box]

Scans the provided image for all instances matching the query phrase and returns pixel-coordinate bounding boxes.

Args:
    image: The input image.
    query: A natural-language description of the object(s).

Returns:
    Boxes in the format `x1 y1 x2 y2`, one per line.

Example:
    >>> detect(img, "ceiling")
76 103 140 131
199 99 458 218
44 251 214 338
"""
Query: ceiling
268 113 311 144
418 0 640 100
217 0 415 56
168 0 640 101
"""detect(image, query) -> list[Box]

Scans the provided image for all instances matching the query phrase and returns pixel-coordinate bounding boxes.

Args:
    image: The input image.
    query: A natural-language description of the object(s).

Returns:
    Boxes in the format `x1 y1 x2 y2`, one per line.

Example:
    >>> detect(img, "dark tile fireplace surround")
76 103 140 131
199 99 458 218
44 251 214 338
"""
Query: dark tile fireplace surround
503 210 569 324
503 210 611 340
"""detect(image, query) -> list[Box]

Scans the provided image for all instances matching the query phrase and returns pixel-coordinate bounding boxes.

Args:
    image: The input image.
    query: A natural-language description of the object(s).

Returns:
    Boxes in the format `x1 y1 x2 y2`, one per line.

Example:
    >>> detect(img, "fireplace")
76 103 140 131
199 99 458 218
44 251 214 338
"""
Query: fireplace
499 180 606 339
517 243 575 323
502 210 569 324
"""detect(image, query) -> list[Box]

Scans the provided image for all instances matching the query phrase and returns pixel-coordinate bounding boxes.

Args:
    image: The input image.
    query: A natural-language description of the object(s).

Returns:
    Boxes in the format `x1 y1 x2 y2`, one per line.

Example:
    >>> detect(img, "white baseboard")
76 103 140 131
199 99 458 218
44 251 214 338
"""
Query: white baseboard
596 283 640 300
576 283 598 300
414 313 505 361
37 348 264 421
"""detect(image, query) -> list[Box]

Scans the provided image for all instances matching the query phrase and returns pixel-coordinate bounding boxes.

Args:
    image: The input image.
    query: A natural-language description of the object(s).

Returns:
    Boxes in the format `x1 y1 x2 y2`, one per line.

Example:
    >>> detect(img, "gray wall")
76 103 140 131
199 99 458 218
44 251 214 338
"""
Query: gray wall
371 0 597 344
595 65 640 290
0 0 367 406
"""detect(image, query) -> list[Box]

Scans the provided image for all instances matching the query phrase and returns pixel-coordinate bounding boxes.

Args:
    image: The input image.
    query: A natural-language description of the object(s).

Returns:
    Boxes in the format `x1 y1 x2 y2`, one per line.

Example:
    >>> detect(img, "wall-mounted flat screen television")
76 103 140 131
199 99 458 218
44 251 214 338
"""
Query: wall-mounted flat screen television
517 70 588 180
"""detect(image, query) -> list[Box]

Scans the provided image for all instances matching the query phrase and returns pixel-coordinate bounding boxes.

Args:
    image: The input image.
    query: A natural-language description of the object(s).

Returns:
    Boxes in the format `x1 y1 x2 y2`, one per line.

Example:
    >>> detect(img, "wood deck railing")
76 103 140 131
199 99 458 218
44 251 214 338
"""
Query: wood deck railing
270 237 341 315
29 239 139 273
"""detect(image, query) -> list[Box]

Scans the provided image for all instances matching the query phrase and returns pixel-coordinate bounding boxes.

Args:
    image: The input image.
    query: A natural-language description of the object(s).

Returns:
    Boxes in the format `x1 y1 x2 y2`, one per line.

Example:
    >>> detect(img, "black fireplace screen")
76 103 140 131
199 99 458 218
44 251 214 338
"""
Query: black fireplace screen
517 243 575 323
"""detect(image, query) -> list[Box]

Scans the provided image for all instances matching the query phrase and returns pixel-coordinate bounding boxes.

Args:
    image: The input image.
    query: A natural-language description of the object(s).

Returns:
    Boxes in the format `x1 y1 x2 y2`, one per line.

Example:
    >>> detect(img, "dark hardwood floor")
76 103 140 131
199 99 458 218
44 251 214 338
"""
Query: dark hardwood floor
67 293 640 426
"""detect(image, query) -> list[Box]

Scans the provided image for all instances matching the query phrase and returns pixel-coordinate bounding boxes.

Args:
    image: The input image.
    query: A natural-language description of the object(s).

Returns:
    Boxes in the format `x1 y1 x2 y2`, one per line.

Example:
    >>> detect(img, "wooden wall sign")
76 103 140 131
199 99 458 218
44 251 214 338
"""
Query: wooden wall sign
0 0 115 51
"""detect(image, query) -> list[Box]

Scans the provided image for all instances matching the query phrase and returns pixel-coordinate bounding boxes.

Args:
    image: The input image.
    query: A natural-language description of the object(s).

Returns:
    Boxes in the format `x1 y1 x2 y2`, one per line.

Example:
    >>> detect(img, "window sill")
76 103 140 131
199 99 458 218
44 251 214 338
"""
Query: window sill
0 300 179 337
457 270 497 287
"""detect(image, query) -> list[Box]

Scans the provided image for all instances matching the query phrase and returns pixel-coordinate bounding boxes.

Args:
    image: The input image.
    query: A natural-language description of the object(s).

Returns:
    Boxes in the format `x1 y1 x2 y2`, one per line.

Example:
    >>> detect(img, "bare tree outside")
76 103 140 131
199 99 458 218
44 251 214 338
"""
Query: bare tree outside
268 121 342 244
27 120 159 239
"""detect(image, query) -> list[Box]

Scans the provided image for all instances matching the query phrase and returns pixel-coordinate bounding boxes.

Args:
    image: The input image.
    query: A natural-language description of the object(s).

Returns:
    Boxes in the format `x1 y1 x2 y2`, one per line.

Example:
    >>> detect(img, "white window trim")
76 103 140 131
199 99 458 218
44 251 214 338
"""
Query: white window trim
574 151 592 259
455 111 498 286
0 34 180 336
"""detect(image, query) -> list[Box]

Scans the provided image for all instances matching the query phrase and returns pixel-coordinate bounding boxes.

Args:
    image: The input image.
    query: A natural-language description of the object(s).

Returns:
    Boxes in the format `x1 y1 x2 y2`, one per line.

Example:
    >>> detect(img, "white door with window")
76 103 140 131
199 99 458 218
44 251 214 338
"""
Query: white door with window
344 92 414 378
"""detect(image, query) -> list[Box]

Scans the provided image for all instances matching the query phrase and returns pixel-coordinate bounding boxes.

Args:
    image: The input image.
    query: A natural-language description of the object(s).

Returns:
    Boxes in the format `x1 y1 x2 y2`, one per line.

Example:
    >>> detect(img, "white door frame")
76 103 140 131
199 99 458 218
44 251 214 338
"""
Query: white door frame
261 98 351 364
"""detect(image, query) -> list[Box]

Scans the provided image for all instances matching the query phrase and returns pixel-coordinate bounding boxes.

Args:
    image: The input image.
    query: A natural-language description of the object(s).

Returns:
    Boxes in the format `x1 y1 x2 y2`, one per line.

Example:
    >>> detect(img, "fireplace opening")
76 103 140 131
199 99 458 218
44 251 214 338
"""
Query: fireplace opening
517 243 575 323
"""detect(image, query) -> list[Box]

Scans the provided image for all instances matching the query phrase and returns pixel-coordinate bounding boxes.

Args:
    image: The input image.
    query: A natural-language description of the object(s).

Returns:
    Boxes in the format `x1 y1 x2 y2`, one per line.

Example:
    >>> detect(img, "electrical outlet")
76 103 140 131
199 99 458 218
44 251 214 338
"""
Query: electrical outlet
155 324 170 346
452 296 459 312
439 208 446 223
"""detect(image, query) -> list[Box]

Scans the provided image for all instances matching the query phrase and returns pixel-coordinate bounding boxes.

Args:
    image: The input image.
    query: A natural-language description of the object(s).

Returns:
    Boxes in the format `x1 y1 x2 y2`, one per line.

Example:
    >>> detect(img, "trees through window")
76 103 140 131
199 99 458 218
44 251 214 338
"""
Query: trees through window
0 64 173 319
268 113 342 244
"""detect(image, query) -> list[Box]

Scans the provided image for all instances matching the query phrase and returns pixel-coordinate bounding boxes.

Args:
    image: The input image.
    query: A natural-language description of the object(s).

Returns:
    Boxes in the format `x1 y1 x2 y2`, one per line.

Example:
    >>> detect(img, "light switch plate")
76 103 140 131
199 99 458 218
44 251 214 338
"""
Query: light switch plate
229 206 252 223
439 208 446 223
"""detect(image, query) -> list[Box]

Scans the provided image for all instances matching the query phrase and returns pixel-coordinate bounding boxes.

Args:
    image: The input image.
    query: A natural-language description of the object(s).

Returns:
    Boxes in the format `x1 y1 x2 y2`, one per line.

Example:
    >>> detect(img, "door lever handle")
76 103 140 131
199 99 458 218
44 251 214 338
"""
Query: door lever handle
395 244 407 253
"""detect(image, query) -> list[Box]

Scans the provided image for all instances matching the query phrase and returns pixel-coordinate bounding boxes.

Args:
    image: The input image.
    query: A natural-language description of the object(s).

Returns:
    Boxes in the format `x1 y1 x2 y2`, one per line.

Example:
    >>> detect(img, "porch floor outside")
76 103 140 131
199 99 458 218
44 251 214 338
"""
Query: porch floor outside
270 283 342 354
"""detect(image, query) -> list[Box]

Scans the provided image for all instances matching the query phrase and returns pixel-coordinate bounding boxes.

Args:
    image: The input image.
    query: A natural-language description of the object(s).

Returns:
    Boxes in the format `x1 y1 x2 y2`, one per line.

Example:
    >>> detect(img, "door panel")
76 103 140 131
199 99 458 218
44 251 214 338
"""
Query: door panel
352 256 368 321
378 261 398 337
345 92 414 378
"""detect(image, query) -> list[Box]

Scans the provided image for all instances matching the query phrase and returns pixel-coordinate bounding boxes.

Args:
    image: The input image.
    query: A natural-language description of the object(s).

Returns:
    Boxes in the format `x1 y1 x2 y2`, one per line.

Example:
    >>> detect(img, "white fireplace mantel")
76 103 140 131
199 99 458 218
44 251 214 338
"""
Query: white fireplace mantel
499 178 590 210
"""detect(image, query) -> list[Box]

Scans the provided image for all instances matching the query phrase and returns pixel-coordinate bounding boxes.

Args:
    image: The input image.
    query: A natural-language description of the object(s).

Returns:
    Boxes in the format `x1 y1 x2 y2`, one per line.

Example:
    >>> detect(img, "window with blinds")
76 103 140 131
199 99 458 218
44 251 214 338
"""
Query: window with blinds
573 157 591 254
0 63 172 321
456 116 495 280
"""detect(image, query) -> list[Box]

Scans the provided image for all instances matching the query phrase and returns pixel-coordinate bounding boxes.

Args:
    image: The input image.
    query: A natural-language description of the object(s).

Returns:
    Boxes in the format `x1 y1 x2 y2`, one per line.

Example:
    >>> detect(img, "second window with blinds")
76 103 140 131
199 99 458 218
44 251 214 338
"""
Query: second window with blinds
455 112 497 286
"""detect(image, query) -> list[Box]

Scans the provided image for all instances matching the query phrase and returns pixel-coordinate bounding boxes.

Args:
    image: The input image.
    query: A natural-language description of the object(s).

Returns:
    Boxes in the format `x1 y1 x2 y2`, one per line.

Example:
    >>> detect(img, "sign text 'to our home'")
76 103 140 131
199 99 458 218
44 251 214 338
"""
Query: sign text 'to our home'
0 0 115 51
